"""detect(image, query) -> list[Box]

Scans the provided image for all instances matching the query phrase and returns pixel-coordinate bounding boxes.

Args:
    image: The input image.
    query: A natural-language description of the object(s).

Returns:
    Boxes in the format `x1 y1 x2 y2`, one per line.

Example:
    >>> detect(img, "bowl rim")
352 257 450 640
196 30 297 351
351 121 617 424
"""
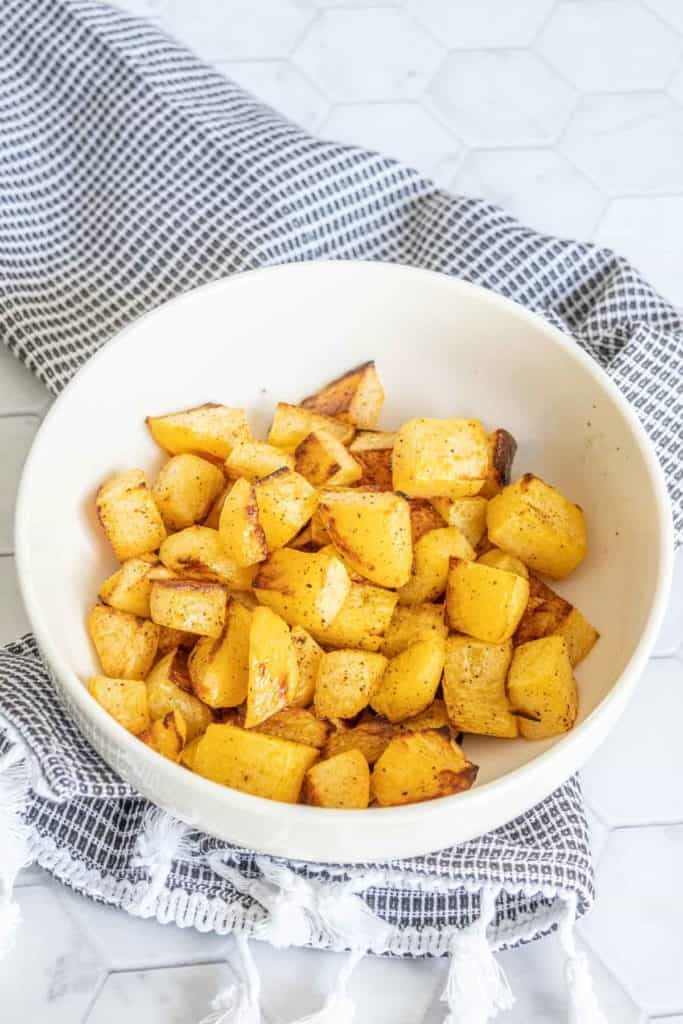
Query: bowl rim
15 259 675 835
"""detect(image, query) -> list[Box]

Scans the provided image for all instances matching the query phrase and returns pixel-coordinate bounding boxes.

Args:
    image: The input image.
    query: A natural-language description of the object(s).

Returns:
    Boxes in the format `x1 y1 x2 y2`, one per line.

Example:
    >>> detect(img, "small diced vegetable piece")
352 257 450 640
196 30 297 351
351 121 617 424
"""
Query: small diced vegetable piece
254 468 318 550
89 676 149 734
349 431 395 489
150 580 227 637
304 749 370 809
401 698 450 733
203 484 232 530
146 403 250 460
398 526 475 605
300 361 384 429
311 582 398 652
218 478 268 567
295 430 362 487
225 440 294 480
180 734 202 770
381 602 447 658
289 626 323 707
96 469 167 561
159 526 257 588
487 474 587 579
479 429 518 499
157 625 196 654
430 496 488 548
245 606 298 728
253 548 350 632
146 648 214 739
253 708 329 748
323 718 397 764
478 548 529 578
193 724 318 802
310 508 331 547
140 709 187 761
370 634 445 723
268 403 355 451
288 524 315 551
188 598 252 708
88 605 159 679
446 558 529 643
371 731 477 807
442 636 517 738
317 489 412 589
152 454 225 532
98 555 158 618
392 418 489 499
408 499 446 544
514 575 598 666
507 636 578 739
314 649 388 720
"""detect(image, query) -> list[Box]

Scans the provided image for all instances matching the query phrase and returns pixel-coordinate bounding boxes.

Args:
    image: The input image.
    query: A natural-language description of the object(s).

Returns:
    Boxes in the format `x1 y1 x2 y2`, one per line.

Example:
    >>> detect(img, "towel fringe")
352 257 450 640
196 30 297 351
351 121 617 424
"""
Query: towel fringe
0 747 33 958
286 947 364 1024
198 933 261 1024
559 894 608 1024
130 806 194 915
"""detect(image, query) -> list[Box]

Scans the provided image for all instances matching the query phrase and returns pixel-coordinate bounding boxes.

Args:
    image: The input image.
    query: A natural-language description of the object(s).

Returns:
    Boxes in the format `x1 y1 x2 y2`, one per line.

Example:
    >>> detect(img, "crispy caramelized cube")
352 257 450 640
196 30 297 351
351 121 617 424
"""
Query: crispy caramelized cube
507 636 578 739
96 469 166 562
430 496 488 548
245 606 298 728
398 526 475 605
254 467 318 550
159 525 257 588
188 599 252 708
88 605 159 679
268 402 355 451
514 575 598 666
311 581 398 652
400 698 450 733
180 734 202 770
408 498 446 544
152 454 225 532
288 523 315 551
253 708 329 748
479 429 518 499
193 723 318 802
289 626 323 707
253 548 350 632
203 483 232 530
310 507 331 547
150 579 227 637
478 548 529 578
146 648 214 739
370 634 445 723
303 749 370 809
225 440 294 480
146 403 250 460
487 474 587 579
442 636 517 738
323 718 397 765
317 488 412 589
218 477 268 567
392 418 489 499
446 558 529 644
88 676 149 735
314 649 388 720
157 625 196 654
295 430 363 487
349 431 395 489
140 709 187 762
98 555 159 618
371 731 477 807
381 602 447 658
300 361 384 429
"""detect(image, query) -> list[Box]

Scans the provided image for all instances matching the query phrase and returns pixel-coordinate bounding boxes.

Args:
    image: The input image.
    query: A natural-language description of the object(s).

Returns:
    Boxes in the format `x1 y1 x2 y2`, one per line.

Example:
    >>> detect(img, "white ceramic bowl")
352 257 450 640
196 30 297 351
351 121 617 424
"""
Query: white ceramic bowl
16 261 673 863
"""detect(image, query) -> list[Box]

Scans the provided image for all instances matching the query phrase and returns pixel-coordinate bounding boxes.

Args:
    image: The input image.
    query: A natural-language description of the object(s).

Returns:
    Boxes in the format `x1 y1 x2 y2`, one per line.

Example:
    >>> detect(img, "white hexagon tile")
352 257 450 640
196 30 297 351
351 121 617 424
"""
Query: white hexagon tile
4 1 683 1022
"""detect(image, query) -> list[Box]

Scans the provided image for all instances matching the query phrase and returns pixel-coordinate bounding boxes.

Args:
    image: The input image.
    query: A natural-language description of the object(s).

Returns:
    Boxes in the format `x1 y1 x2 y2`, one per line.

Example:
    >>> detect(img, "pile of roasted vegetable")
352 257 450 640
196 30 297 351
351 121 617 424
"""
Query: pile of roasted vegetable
88 361 598 809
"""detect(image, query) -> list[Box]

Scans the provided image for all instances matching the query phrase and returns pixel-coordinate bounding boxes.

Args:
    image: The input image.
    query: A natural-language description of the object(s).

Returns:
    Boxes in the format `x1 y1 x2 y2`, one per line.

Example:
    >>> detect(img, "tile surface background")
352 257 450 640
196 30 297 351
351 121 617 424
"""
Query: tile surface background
2 0 682 1019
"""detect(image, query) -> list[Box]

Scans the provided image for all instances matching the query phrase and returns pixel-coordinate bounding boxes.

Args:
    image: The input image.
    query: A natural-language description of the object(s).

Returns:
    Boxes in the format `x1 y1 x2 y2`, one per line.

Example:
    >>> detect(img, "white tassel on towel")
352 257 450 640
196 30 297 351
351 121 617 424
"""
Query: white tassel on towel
0 748 33 958
441 886 514 1024
558 895 608 1024
287 947 364 1024
198 933 261 1024
130 807 194 915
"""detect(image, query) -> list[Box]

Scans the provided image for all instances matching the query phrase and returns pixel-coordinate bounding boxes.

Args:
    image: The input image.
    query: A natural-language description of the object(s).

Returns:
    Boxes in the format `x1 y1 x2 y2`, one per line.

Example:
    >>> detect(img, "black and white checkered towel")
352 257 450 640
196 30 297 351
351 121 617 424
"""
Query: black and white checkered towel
0 1 681 1021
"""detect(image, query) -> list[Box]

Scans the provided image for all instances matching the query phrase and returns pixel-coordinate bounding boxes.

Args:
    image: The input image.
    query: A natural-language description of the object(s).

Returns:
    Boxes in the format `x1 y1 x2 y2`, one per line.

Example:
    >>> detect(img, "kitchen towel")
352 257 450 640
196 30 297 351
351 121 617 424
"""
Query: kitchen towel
0 1 681 1022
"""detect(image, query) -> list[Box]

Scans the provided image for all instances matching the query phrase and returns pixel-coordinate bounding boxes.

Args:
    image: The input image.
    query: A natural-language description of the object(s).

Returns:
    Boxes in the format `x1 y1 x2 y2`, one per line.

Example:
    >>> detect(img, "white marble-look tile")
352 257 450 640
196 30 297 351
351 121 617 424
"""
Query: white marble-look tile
0 886 106 1024
0 416 40 554
313 0 399 6
221 61 329 132
16 863 53 888
561 92 683 196
669 62 683 105
653 548 683 657
586 805 610 868
322 102 462 186
110 0 165 18
428 51 576 147
644 0 683 34
452 147 604 239
0 557 30 645
293 9 444 102
579 825 683 1015
405 0 555 49
0 347 50 416
537 0 681 92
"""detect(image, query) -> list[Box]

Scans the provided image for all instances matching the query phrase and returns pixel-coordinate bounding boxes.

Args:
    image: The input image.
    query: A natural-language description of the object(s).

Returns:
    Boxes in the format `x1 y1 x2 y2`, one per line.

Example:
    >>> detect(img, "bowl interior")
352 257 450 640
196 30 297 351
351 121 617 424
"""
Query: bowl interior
16 261 669 826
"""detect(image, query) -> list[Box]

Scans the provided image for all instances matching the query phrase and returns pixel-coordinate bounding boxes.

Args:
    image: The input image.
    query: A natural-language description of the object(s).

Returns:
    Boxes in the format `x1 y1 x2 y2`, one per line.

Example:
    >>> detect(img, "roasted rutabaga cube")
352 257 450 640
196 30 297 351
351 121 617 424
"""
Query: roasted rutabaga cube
289 626 323 707
487 474 587 579
477 548 529 578
245 606 299 728
150 579 228 637
314 649 388 720
88 676 150 735
392 418 490 499
140 709 187 762
407 499 447 544
88 605 159 679
253 708 329 749
193 724 319 802
225 440 294 481
300 361 384 429
188 598 252 708
371 731 477 806
380 602 447 658
218 477 268 567
310 581 398 652
159 525 256 588
317 488 412 589
323 718 397 765
507 636 578 739
254 467 318 550
398 526 475 605
371 634 446 723
514 575 598 667
96 469 167 562
146 403 250 460
98 554 159 618
146 648 214 739
430 496 488 548
303 749 371 809
253 548 351 632
442 636 517 738
152 453 225 532
479 429 518 499
268 402 355 451
348 431 395 489
294 429 363 487
446 558 529 644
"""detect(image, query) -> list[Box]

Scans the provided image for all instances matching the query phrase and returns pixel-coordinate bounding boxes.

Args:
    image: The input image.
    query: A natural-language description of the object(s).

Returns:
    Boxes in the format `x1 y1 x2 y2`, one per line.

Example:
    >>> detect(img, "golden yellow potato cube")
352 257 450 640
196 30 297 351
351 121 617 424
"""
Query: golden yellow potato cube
349 431 395 490
300 361 384 429
507 636 578 739
203 483 232 530
314 649 388 720
303 749 370 809
310 507 331 547
398 526 475 605
254 467 318 550
218 477 268 567
89 676 149 735
407 498 447 544
98 554 159 618
555 609 600 668
289 626 323 707
295 430 363 487
371 731 477 806
146 648 214 739
381 602 447 658
225 440 294 481
268 402 355 451
430 496 488 548
487 474 587 579
446 558 529 643
252 707 329 749
193 723 318 802
392 418 489 499
478 548 529 578
253 548 350 632
150 579 227 637
400 698 450 733
188 598 252 708
88 605 159 680
146 403 250 460
140 709 187 762
323 719 397 765
311 581 398 652
245 606 298 728
514 575 598 667
159 525 256 588
479 429 518 499
317 488 412 589
152 454 225 532
442 636 517 738
371 634 445 723
180 734 202 770
157 625 196 654
96 469 167 562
